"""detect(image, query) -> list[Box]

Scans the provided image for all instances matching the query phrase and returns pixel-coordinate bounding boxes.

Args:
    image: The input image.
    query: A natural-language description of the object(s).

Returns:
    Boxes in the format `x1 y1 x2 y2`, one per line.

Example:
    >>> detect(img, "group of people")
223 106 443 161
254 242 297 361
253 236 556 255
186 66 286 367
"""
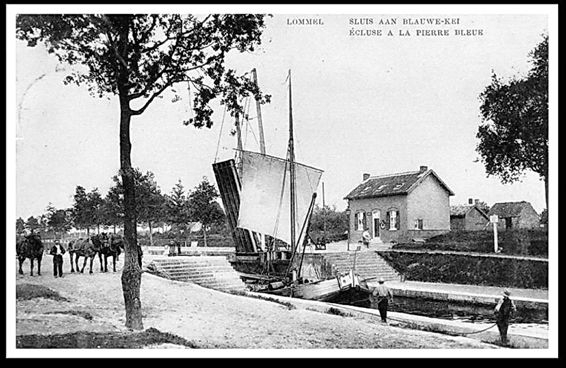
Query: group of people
370 279 517 346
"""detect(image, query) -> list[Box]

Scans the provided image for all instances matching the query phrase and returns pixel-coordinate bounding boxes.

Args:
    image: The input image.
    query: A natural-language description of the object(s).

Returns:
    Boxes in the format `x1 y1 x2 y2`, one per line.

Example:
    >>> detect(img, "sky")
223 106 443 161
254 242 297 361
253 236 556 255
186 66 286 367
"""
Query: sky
9 5 556 221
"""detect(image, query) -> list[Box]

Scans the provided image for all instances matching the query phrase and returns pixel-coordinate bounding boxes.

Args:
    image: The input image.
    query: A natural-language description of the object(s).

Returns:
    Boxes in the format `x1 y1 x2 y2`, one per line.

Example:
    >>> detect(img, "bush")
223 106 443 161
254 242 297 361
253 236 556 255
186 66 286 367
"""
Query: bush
394 229 548 257
378 251 548 289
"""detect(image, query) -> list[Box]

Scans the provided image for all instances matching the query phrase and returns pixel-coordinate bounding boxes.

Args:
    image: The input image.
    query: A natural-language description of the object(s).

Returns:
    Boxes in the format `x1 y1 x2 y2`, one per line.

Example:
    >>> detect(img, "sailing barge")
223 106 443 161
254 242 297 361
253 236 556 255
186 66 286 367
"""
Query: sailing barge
213 69 371 304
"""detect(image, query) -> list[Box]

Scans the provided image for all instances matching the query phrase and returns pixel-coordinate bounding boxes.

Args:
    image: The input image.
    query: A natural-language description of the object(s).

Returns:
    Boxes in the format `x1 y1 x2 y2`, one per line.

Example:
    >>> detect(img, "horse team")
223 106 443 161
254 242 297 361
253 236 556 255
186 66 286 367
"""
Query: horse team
17 233 124 276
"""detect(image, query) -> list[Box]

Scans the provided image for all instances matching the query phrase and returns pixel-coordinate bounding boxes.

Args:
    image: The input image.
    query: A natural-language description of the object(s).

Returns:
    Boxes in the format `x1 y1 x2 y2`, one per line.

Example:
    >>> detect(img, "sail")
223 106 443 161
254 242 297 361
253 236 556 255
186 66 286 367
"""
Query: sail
237 150 323 247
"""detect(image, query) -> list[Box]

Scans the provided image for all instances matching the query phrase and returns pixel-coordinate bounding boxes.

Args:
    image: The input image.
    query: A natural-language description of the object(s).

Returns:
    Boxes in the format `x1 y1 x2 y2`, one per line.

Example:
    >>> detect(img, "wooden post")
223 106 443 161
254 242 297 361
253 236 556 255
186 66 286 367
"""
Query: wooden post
490 215 499 253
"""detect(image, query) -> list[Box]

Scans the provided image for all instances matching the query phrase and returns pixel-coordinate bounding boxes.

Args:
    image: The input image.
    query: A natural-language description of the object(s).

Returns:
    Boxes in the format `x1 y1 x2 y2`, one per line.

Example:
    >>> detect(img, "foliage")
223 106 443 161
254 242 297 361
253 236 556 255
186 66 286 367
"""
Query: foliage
166 180 191 229
308 205 348 242
106 168 167 228
395 229 548 257
476 35 548 205
186 177 225 246
45 204 72 235
25 216 42 233
379 251 548 289
71 186 104 232
16 217 26 235
187 177 225 229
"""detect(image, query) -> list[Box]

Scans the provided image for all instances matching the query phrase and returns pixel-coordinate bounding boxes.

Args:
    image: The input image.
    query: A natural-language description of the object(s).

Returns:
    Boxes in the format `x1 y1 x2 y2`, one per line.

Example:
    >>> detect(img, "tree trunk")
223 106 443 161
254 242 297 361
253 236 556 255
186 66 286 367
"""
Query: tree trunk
113 225 117 234
148 221 153 246
203 226 207 247
87 227 90 237
118 94 143 331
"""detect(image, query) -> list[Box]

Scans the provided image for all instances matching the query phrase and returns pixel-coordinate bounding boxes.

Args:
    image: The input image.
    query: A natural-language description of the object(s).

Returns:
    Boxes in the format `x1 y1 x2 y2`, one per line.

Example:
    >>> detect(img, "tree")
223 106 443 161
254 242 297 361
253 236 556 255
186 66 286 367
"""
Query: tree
187 177 225 247
17 13 269 330
132 170 165 246
72 186 91 235
16 217 26 236
309 205 348 241
88 189 105 234
476 35 548 209
25 216 41 233
46 204 72 237
166 180 191 235
101 184 124 233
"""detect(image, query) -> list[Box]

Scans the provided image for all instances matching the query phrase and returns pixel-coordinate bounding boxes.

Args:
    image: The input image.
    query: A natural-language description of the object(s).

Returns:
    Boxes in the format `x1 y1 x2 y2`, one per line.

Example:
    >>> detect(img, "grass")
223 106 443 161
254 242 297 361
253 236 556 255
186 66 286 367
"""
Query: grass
16 284 69 302
44 310 94 320
326 307 352 317
230 290 296 310
16 327 199 349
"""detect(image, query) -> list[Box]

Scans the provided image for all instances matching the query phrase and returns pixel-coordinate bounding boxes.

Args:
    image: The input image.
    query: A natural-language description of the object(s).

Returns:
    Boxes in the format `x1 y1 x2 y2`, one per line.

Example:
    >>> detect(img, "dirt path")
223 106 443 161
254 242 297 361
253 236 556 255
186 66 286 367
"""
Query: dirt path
12 256 501 353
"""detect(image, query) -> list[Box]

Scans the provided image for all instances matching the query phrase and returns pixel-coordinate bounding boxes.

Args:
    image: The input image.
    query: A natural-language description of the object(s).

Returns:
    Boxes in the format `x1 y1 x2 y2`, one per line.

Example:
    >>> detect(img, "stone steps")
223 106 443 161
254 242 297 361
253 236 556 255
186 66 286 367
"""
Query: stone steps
323 251 400 282
149 256 247 293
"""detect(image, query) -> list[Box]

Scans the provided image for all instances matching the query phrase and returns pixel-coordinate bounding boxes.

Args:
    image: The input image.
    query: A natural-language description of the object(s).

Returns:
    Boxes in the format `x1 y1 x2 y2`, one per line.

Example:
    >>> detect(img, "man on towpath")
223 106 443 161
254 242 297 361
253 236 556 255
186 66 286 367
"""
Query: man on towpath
494 289 517 346
372 277 394 323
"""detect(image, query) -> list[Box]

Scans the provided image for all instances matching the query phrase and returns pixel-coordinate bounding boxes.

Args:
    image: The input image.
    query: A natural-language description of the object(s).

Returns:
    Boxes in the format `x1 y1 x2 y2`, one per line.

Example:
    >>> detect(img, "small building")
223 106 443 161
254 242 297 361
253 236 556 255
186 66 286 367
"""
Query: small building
450 202 490 231
488 201 540 230
344 165 454 244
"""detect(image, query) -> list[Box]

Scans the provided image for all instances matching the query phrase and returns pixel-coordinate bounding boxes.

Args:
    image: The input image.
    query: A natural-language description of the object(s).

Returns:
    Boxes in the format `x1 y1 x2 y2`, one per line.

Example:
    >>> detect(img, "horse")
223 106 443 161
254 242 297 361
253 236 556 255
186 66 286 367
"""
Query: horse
16 233 44 276
69 234 109 273
100 233 124 272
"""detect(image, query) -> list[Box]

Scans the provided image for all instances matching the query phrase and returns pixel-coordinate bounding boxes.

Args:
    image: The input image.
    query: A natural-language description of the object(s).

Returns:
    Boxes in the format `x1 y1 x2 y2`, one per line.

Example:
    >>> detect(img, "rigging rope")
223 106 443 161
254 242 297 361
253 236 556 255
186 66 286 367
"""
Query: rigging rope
213 105 227 163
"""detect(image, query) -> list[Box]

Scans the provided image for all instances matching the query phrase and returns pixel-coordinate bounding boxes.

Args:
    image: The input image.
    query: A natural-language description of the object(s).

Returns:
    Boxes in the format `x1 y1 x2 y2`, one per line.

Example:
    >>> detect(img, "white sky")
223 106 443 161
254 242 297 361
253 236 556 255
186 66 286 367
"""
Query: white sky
10 6 554 220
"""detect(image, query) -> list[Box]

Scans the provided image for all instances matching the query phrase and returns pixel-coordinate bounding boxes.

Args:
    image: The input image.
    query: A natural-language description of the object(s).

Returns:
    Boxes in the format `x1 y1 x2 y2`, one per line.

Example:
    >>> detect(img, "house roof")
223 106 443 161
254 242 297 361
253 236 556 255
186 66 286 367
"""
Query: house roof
488 201 537 218
344 169 454 200
450 205 489 219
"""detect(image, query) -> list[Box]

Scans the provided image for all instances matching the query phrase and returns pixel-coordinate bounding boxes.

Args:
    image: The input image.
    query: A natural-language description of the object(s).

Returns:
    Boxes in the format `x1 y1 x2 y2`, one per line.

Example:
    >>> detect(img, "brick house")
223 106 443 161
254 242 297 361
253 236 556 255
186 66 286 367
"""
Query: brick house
344 166 454 244
488 201 540 230
450 202 490 231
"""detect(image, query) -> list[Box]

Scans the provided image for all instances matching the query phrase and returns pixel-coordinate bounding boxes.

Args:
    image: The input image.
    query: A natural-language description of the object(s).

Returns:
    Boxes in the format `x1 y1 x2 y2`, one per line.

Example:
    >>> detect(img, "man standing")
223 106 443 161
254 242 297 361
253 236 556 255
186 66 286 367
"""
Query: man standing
50 240 66 278
494 289 517 346
372 277 394 323
362 229 371 248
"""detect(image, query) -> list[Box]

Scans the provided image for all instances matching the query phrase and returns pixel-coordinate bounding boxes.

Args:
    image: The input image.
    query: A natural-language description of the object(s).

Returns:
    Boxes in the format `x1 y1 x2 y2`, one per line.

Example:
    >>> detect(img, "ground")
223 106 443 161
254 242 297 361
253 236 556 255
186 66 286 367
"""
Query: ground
11 255 502 356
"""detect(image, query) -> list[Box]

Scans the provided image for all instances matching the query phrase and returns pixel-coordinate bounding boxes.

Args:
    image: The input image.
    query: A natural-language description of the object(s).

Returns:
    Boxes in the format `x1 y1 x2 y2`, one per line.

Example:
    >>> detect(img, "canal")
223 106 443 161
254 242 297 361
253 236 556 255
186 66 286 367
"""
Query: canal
341 295 548 324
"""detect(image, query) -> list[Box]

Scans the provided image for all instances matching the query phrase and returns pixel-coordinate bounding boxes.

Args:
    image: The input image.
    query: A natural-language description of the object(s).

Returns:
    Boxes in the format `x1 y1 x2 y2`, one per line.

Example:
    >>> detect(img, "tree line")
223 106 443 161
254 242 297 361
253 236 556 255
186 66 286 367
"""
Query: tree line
16 169 225 247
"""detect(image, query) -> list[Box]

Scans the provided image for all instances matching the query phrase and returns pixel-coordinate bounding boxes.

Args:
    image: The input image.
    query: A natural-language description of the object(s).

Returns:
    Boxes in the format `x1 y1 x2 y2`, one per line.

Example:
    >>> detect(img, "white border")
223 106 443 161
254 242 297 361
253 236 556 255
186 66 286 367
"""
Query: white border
6 3 559 359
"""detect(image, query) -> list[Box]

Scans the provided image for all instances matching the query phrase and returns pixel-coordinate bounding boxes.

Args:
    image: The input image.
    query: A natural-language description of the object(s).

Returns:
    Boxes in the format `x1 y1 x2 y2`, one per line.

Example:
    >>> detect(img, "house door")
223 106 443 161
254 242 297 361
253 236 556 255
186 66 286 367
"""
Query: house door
372 210 381 240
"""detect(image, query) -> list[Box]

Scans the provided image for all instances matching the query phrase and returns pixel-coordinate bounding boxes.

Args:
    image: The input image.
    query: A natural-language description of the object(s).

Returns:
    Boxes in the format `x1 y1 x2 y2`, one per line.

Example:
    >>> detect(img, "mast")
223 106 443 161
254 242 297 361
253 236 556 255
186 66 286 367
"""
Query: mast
235 112 243 177
252 68 266 155
288 69 297 256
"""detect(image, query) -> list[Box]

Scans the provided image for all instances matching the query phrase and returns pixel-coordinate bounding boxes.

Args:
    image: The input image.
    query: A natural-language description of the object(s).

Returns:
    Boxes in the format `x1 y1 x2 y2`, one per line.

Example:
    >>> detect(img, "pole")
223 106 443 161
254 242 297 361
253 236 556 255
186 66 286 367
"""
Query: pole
288 70 297 257
322 182 327 240
251 68 266 155
490 215 499 253
493 221 498 253
235 113 243 177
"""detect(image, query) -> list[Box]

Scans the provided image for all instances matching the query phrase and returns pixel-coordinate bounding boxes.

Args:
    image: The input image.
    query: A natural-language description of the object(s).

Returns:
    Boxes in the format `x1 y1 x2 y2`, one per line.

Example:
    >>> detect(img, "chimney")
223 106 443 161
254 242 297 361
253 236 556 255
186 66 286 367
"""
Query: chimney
363 173 370 181
475 199 479 205
419 165 428 173
468 198 474 205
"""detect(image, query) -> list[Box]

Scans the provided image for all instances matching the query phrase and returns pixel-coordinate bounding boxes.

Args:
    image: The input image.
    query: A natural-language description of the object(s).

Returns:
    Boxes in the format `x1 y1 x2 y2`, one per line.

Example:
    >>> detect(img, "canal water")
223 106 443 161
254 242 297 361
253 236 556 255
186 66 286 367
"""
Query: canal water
343 296 548 324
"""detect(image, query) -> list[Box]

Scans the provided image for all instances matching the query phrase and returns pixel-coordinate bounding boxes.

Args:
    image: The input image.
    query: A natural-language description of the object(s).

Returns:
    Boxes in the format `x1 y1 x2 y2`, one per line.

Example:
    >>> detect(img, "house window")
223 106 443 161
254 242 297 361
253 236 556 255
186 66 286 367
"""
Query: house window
356 211 365 231
414 219 423 230
387 209 399 230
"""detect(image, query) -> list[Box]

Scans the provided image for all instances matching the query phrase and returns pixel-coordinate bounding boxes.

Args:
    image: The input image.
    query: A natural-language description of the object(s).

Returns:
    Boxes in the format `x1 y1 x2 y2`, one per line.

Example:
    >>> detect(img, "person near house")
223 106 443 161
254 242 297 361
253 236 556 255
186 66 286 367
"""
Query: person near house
176 239 182 256
494 289 517 346
372 278 394 323
362 229 371 248
168 240 177 256
50 240 66 278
